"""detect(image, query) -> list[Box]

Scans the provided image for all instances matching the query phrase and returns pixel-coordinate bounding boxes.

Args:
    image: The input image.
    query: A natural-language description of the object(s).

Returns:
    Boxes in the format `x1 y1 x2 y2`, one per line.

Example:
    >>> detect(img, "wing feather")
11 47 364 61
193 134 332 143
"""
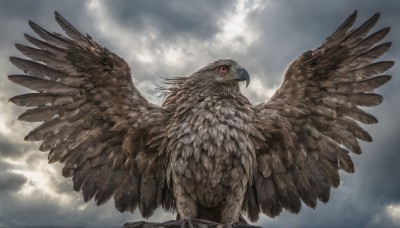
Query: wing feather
15 44 66 64
250 11 392 219
254 174 282 218
27 20 70 48
18 105 60 122
244 184 260 222
330 10 357 40
10 93 74 107
8 74 77 93
24 33 66 55
54 11 89 44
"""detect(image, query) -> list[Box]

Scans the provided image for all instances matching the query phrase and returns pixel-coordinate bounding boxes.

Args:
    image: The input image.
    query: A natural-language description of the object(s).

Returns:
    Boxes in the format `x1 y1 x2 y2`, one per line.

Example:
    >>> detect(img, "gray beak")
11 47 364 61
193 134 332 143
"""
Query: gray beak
236 67 250 87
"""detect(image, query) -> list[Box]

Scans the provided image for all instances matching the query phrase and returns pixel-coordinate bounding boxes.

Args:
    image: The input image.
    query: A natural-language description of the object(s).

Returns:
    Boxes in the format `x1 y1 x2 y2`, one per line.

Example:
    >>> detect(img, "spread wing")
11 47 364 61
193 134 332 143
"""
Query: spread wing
9 12 173 217
245 11 393 221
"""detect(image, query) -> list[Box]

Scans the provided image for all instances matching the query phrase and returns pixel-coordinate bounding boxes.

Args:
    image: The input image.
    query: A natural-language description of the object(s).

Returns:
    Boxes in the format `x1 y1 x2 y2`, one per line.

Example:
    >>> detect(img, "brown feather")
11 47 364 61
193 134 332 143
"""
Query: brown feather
255 175 282 218
347 93 383 107
10 93 74 107
338 148 355 173
18 105 60 122
8 75 77 93
341 107 378 124
245 185 260 222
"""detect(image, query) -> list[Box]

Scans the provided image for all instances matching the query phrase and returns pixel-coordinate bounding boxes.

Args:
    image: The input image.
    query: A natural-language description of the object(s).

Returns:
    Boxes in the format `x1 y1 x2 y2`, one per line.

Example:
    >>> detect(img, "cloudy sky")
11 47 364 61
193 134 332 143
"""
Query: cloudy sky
0 0 399 227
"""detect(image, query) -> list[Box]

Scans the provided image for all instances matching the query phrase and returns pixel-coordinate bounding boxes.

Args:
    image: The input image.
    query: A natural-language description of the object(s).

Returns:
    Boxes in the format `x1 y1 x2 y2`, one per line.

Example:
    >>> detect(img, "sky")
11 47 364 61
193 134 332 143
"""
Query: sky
0 0 399 227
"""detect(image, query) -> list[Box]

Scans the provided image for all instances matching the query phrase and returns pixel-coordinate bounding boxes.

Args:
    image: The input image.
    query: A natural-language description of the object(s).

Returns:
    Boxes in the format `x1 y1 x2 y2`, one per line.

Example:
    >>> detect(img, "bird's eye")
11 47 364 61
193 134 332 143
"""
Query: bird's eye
217 65 229 74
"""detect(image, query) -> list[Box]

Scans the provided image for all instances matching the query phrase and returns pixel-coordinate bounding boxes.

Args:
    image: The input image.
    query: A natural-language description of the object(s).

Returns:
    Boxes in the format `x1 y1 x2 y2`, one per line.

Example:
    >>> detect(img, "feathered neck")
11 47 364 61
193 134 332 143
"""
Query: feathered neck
161 76 250 114
162 75 241 100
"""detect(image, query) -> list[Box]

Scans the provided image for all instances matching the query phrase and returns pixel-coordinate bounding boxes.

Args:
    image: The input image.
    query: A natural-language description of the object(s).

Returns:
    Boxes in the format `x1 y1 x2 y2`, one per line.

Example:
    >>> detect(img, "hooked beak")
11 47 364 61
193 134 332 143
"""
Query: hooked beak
235 67 250 88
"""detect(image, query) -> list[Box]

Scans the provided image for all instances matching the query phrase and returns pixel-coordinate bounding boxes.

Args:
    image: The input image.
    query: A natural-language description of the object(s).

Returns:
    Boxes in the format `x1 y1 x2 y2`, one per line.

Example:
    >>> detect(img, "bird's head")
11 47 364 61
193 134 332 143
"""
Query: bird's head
195 59 250 88
163 59 250 101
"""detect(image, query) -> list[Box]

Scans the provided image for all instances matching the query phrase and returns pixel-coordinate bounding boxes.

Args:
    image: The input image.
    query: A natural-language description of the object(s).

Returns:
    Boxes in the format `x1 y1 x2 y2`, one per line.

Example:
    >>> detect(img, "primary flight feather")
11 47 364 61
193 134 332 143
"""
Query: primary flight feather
9 11 393 224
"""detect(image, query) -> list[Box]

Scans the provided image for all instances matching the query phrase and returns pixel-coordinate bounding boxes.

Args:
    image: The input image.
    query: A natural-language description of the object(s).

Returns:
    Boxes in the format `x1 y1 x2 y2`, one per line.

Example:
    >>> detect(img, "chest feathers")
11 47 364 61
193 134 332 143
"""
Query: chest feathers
163 89 265 186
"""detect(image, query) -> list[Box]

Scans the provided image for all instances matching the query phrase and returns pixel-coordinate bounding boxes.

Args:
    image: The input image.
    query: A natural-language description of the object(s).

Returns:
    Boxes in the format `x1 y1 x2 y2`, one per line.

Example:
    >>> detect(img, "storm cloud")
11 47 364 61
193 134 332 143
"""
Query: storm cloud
0 0 399 227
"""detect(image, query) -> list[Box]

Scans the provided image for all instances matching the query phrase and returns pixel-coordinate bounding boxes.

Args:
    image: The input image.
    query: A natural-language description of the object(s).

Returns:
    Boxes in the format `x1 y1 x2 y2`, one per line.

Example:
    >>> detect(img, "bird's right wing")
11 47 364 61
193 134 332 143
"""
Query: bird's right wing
9 12 173 217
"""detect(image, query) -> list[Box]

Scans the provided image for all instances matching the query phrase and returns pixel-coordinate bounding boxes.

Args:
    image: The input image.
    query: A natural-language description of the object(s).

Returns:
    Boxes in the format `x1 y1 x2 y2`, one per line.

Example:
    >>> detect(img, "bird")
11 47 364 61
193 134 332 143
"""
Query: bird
8 10 393 226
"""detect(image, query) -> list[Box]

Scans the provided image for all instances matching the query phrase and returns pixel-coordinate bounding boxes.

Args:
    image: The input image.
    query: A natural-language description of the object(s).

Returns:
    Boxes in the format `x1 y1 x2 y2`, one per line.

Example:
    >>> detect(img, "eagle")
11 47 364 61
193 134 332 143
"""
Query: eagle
9 11 393 226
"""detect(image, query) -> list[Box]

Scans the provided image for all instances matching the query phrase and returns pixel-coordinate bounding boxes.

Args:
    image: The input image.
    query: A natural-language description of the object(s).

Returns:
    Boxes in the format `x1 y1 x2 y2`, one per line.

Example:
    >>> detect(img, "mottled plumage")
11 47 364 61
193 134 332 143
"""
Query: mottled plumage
9 11 393 225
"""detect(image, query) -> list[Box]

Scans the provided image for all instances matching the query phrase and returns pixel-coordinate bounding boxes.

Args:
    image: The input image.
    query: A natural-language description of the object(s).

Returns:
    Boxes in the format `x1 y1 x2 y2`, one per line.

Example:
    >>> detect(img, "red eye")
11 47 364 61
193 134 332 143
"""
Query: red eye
217 65 229 74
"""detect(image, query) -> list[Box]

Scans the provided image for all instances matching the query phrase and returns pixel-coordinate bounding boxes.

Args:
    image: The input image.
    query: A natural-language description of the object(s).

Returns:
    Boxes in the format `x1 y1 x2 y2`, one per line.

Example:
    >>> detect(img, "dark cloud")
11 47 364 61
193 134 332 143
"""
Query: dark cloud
14 226 85 228
353 123 400 205
0 164 27 192
104 0 233 40
0 1 89 44
0 186 134 227
0 132 36 159
245 0 400 85
0 136 19 157
0 172 26 192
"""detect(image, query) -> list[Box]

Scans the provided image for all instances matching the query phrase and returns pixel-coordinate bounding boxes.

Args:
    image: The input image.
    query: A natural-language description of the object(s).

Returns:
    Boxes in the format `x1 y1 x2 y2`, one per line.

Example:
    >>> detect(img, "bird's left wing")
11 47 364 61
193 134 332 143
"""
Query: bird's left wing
9 12 173 217
244 11 393 221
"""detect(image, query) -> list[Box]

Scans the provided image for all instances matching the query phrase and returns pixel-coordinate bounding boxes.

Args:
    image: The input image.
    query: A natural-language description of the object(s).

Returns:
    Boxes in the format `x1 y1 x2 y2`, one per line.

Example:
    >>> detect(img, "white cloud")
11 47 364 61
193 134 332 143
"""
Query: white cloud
386 204 400 225
216 0 265 51
242 76 279 104
5 152 73 206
